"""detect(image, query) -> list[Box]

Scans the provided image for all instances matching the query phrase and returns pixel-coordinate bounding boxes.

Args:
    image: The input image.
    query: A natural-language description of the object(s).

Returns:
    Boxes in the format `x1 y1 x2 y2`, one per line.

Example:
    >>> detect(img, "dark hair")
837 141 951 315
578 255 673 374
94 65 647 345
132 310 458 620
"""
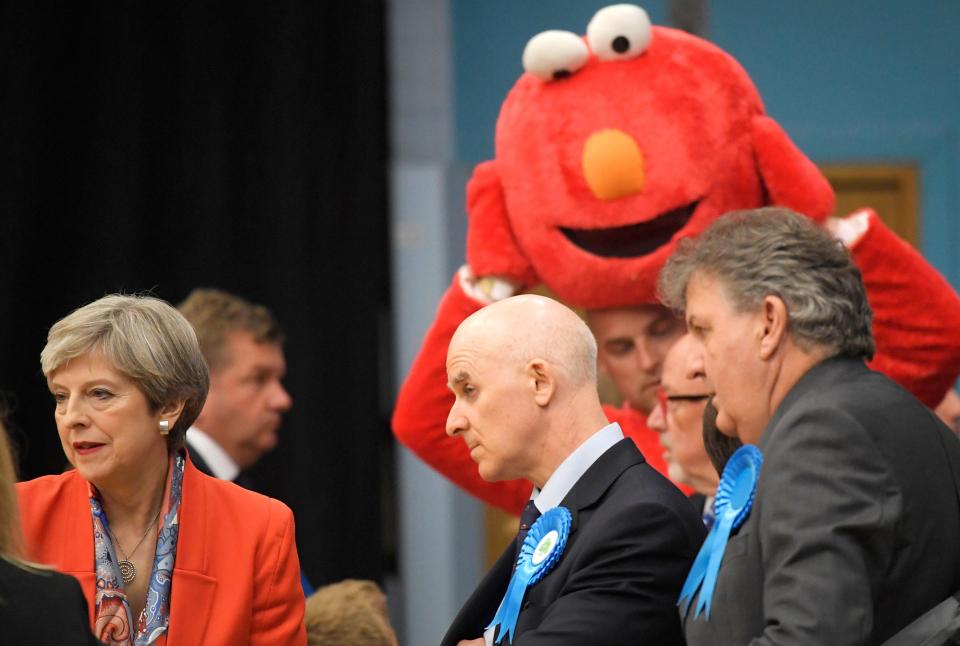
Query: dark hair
702 398 742 475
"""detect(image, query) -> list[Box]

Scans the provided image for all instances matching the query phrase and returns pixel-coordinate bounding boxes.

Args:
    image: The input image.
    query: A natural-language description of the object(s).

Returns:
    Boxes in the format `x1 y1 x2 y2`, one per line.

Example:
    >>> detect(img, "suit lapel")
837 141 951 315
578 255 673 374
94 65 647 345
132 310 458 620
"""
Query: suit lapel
480 440 644 636
166 456 216 644
441 546 515 646
442 440 645 644
560 439 645 513
55 471 98 622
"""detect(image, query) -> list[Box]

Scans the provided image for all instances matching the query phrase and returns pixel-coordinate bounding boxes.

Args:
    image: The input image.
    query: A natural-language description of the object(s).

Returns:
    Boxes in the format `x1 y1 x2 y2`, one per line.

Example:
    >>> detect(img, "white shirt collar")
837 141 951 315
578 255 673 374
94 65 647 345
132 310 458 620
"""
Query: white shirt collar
532 422 624 513
186 426 240 481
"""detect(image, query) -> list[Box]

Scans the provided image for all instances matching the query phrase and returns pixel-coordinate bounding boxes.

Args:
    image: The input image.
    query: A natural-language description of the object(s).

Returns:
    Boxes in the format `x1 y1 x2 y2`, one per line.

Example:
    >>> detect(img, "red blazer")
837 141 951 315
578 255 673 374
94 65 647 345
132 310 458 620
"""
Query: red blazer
17 457 307 645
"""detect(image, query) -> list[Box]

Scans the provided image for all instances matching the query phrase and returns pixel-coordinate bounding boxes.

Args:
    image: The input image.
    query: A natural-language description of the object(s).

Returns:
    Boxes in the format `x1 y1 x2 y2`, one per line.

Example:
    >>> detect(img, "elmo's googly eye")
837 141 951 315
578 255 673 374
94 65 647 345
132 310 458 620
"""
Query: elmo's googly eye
587 4 652 61
522 30 589 82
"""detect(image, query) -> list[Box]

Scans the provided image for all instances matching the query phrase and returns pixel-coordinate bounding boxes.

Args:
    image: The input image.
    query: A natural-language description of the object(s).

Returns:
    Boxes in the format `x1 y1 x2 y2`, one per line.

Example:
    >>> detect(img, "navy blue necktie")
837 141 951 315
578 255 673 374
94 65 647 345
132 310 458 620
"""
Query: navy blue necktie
702 498 716 530
514 500 541 567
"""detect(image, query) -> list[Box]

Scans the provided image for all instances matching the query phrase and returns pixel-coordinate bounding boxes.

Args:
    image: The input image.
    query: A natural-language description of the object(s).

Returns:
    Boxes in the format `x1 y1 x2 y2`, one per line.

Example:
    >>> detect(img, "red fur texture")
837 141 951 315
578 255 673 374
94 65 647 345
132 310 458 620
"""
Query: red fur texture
466 26 835 307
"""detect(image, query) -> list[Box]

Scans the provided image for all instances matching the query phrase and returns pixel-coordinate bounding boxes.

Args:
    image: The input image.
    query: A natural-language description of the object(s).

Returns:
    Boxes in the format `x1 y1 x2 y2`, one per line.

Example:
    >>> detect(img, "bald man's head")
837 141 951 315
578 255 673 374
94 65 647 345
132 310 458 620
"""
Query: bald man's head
451 295 598 391
445 295 606 486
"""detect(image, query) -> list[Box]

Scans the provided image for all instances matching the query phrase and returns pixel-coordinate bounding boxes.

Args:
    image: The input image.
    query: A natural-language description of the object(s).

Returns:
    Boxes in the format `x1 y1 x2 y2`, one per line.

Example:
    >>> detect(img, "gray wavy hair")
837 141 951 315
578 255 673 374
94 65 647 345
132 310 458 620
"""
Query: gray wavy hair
658 207 875 360
41 294 210 450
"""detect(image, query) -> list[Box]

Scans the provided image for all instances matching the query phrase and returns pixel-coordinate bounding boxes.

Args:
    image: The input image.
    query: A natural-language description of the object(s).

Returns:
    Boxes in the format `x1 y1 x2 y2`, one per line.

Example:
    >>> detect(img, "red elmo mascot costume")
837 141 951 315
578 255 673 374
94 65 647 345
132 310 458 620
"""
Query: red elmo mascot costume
393 4 960 514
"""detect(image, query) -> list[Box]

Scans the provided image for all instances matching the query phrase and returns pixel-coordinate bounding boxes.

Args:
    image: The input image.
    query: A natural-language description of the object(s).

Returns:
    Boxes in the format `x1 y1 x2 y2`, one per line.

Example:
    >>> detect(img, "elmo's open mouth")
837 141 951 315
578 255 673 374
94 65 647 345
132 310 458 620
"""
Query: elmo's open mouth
560 201 699 258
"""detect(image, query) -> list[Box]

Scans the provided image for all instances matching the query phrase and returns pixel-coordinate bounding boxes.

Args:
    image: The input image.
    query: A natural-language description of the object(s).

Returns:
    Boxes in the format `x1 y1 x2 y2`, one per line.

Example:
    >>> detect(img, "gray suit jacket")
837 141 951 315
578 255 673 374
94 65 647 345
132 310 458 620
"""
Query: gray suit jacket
684 356 960 645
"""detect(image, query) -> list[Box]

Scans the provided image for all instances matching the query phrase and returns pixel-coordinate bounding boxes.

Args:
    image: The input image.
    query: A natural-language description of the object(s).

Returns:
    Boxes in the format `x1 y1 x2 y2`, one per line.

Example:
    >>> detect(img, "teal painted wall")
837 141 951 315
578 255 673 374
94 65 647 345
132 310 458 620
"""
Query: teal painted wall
450 1 960 287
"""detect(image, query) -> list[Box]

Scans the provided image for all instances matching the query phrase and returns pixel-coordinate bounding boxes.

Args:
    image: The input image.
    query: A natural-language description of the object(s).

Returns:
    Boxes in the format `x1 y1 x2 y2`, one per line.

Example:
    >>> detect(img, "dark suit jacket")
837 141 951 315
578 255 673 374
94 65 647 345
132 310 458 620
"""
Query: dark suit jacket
186 439 214 476
443 438 706 645
0 556 98 645
186 439 256 490
688 492 707 515
684 356 960 645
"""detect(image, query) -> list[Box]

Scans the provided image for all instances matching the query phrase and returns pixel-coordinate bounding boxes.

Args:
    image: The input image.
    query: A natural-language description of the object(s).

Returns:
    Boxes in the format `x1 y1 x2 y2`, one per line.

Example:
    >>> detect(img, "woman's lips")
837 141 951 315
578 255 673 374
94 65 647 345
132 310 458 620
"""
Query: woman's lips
73 442 105 456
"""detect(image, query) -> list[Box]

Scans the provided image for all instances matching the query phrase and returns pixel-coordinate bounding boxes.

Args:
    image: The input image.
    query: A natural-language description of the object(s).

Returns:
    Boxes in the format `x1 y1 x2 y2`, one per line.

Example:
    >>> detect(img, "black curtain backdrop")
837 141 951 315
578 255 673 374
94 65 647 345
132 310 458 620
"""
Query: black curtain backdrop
0 1 392 586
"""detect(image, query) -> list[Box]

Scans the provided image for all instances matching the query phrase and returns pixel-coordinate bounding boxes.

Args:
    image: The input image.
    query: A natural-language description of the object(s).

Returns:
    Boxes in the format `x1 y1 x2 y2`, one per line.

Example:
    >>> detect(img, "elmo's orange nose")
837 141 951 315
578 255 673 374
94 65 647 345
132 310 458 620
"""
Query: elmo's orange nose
581 129 645 200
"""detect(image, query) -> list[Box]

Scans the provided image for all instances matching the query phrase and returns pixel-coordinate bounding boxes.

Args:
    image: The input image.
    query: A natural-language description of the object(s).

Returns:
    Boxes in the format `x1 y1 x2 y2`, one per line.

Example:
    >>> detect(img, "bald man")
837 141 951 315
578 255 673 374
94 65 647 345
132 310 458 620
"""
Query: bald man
441 295 705 646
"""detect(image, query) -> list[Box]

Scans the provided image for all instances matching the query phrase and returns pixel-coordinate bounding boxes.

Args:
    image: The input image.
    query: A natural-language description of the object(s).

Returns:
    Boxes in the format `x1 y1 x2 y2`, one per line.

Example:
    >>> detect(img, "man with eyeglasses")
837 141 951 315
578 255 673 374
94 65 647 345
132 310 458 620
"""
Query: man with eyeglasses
647 334 720 525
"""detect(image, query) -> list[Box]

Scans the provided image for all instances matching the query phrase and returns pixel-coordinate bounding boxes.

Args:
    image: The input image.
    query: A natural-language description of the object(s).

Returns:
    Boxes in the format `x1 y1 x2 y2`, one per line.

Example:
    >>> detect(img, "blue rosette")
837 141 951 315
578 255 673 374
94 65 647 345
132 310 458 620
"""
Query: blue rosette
486 506 572 644
678 444 762 619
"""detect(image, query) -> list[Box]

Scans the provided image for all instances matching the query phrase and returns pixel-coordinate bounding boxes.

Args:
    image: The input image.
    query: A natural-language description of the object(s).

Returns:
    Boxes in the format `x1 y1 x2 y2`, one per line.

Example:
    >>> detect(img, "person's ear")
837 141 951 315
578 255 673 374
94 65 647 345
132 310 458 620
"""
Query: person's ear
758 296 788 360
158 400 187 429
527 358 556 407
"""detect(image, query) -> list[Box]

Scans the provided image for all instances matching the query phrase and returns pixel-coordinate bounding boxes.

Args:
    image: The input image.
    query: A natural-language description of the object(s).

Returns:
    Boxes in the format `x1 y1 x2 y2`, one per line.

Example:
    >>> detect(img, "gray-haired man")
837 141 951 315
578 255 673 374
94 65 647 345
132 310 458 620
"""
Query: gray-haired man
659 207 960 645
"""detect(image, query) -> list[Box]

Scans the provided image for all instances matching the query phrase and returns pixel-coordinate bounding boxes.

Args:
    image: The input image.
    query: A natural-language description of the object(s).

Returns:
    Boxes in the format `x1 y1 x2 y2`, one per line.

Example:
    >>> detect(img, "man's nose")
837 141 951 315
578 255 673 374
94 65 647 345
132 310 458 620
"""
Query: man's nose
647 401 666 433
635 338 660 373
685 345 706 381
445 405 467 437
270 381 293 412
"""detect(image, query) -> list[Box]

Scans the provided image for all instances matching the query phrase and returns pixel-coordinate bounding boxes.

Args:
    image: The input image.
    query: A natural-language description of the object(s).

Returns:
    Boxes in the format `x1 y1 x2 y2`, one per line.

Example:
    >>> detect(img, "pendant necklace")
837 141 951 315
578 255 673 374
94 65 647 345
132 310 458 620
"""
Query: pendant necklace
109 506 162 585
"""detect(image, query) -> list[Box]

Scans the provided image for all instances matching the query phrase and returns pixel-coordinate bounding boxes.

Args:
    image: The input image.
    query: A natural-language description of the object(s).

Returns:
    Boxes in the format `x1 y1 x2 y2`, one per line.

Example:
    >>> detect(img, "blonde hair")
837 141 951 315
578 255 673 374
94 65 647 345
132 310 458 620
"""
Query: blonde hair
0 416 54 574
305 579 397 646
40 294 210 449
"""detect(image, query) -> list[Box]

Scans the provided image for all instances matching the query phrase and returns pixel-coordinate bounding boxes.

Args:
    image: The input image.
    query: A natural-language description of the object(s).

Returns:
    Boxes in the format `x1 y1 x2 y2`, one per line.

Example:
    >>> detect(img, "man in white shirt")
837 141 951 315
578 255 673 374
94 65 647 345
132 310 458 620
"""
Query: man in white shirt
178 288 292 486
440 294 704 646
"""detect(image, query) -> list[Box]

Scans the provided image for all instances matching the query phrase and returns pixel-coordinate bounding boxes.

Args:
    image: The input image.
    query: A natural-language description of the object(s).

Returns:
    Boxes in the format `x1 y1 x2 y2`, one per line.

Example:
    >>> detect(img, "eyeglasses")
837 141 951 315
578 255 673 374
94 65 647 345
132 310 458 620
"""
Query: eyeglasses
667 394 712 403
656 388 711 414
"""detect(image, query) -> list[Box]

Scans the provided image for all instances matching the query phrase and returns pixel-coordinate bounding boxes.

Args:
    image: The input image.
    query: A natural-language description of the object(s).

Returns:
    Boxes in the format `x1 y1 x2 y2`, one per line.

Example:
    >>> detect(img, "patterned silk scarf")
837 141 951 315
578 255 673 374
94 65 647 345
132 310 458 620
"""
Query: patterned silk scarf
90 453 185 646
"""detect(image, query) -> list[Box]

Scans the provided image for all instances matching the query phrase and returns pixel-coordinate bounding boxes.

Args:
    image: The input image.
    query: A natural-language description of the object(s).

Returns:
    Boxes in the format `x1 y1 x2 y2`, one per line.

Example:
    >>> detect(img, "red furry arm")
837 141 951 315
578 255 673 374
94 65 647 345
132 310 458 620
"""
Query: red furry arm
752 115 835 221
466 160 539 286
391 274 533 514
853 210 960 406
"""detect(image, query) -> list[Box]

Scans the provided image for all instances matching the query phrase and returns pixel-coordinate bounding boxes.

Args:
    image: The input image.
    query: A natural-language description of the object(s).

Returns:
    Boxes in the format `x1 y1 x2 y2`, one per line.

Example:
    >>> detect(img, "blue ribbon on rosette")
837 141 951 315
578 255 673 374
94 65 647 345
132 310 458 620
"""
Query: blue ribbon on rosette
486 506 572 644
678 444 762 619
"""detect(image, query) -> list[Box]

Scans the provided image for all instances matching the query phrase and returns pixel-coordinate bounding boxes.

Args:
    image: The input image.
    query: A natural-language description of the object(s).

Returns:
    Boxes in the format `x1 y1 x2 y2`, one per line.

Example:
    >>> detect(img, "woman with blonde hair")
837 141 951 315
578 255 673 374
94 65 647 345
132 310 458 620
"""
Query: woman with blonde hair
17 294 306 645
0 412 98 643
